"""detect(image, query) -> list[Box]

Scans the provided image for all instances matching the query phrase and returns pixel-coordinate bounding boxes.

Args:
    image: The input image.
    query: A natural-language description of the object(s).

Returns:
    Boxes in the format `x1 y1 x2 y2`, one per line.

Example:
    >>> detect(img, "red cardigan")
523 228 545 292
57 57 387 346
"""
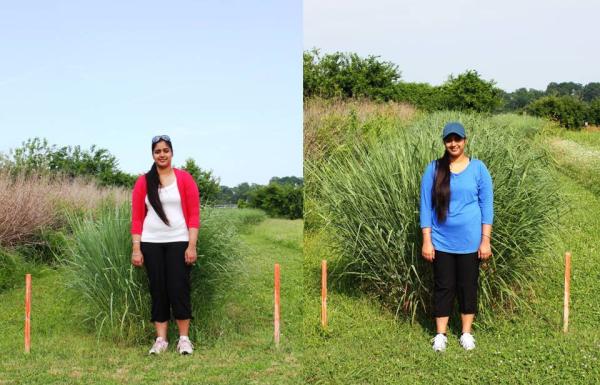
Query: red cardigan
131 168 200 235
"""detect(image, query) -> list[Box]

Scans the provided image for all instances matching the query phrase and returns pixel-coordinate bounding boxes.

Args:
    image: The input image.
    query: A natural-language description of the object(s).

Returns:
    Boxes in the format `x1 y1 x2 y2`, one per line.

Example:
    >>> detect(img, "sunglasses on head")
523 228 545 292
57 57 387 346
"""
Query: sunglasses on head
152 135 171 143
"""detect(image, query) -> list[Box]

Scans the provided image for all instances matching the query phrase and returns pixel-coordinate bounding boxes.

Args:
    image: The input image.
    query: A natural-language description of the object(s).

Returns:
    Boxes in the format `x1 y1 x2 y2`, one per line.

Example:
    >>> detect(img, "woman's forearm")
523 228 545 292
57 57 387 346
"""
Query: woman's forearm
422 227 433 243
481 224 492 241
188 228 199 247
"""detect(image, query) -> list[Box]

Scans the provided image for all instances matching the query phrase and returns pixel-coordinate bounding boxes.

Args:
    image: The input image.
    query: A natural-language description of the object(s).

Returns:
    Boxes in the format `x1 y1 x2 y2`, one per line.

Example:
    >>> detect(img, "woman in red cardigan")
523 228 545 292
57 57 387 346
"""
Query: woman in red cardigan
130 135 200 355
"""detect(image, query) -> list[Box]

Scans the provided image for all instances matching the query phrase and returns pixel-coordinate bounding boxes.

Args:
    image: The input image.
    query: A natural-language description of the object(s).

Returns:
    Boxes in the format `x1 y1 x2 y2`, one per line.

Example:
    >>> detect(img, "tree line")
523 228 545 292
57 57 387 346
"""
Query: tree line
0 138 302 219
304 49 600 129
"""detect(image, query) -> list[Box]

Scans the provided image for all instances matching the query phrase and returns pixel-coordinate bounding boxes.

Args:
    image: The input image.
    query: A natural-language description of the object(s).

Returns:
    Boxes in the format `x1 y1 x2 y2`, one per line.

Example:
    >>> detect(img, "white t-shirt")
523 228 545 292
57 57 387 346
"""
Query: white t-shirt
141 177 190 243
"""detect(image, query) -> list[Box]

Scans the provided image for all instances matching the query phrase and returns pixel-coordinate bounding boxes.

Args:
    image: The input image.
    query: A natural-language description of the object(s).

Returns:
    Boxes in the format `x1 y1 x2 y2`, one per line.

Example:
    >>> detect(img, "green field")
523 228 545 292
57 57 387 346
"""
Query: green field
302 102 600 384
558 128 600 150
549 136 600 196
0 218 303 385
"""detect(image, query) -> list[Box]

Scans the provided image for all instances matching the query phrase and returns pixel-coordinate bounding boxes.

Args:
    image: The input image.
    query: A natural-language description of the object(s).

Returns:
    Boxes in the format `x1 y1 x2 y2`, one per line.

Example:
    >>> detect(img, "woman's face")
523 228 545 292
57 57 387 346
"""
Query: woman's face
443 134 466 158
152 140 173 168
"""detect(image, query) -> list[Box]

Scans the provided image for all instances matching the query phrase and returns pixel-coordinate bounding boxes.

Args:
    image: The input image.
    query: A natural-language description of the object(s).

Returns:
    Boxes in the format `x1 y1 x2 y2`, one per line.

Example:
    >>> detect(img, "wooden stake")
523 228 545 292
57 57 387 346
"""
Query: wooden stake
321 260 327 329
274 263 280 347
25 274 31 353
563 252 571 333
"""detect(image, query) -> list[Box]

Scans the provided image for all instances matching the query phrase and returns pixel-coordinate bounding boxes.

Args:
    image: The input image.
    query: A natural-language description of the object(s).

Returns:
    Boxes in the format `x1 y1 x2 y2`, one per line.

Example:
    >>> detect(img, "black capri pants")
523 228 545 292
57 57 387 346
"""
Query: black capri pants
141 241 192 322
433 250 480 317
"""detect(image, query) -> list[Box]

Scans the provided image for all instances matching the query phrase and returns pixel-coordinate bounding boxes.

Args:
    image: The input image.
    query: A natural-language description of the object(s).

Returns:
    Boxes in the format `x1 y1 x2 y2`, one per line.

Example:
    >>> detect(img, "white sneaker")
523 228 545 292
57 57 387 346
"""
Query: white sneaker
432 333 447 352
460 333 476 351
177 336 194 355
149 337 168 354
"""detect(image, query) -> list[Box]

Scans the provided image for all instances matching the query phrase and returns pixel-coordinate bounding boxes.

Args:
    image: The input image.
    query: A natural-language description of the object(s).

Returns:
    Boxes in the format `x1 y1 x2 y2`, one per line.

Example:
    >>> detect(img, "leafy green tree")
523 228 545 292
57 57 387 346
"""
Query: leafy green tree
10 137 53 171
582 82 600 102
546 82 583 98
503 88 545 111
303 49 401 100
587 99 600 125
232 182 257 204
4 137 136 186
250 184 285 217
180 158 220 204
246 180 303 219
304 49 321 99
216 185 234 204
269 176 303 187
284 185 303 219
440 70 504 113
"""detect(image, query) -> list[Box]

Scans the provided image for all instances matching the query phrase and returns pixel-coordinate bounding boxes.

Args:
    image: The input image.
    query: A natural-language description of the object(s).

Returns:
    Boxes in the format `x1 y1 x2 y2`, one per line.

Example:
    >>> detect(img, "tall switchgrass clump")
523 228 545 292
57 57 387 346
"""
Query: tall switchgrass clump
304 99 417 231
63 203 243 343
306 109 560 323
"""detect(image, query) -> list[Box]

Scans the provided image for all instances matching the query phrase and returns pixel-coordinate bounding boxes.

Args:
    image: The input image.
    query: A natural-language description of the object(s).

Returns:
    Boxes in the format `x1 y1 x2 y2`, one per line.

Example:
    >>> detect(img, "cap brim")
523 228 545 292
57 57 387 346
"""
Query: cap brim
443 131 466 139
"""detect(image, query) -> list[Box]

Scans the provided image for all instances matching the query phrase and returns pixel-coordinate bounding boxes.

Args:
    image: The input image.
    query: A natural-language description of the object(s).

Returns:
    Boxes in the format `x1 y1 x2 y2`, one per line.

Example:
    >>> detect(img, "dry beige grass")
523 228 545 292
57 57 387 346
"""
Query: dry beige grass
0 171 128 247
582 124 600 132
304 98 417 162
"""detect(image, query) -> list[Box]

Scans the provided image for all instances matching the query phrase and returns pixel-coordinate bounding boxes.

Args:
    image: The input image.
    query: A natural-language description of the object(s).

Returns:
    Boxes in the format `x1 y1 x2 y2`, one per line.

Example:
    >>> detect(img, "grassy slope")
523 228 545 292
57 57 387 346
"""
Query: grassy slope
303 134 600 384
0 219 303 385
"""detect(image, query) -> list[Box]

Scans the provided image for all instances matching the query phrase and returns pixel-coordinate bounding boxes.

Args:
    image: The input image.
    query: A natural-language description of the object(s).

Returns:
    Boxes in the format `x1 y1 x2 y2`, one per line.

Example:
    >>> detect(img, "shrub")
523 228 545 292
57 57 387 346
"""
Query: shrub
0 248 32 293
526 96 588 129
247 183 303 219
395 82 446 111
440 70 504 113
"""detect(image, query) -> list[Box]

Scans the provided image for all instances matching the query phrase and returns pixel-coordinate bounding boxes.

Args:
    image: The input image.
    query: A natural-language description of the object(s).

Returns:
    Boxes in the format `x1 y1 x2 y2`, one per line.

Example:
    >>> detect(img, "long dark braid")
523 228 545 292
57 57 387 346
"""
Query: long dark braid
145 140 173 225
432 149 451 223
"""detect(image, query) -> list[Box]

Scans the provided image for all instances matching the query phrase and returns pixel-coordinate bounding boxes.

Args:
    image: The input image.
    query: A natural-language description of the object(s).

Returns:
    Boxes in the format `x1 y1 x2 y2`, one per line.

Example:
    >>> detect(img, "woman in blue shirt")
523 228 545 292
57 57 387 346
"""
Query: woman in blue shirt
420 122 493 352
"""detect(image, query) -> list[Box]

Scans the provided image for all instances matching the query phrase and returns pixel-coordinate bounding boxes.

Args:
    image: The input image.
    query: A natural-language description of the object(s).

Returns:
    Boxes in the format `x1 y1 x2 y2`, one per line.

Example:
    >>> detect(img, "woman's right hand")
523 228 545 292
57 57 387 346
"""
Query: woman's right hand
422 241 435 262
131 251 144 267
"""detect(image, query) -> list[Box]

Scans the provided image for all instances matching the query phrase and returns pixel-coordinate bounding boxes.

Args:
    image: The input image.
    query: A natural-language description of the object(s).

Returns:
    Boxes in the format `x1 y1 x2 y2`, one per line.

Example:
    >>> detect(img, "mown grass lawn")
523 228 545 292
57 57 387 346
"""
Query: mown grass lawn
549 137 600 196
302 137 600 384
0 219 303 385
558 128 600 151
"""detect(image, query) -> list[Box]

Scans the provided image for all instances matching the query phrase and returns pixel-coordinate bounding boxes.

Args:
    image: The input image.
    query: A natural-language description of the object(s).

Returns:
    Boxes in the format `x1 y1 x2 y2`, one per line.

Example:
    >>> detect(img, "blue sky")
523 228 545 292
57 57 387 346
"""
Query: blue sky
0 1 302 186
304 0 599 92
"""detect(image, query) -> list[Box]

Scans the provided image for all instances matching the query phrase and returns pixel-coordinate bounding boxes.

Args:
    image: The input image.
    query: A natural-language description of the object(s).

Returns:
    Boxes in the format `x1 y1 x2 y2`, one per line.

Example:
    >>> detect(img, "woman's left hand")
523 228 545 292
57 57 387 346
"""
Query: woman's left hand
478 240 492 260
185 245 197 266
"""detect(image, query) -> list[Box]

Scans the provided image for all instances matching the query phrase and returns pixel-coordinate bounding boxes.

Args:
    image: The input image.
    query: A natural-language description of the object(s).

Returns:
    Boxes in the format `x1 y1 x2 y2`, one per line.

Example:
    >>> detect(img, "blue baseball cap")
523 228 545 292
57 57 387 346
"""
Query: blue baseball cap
442 122 466 139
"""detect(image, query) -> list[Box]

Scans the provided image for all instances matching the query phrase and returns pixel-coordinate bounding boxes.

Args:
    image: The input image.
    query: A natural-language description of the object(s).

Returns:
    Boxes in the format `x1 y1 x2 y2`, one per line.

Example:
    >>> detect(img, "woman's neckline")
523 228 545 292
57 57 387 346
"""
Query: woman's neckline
450 157 472 176
160 175 177 189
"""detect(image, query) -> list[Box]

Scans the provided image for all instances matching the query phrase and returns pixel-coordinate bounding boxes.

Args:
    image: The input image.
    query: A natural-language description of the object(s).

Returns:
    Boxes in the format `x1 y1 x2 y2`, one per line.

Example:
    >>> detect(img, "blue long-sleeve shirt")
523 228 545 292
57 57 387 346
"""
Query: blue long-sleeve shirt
420 158 494 253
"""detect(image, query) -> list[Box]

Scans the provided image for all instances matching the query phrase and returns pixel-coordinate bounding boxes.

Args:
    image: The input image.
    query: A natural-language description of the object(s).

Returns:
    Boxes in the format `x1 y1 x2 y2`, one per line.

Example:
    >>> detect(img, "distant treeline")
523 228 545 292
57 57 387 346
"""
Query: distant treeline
304 49 600 129
0 138 303 219
224 177 303 220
